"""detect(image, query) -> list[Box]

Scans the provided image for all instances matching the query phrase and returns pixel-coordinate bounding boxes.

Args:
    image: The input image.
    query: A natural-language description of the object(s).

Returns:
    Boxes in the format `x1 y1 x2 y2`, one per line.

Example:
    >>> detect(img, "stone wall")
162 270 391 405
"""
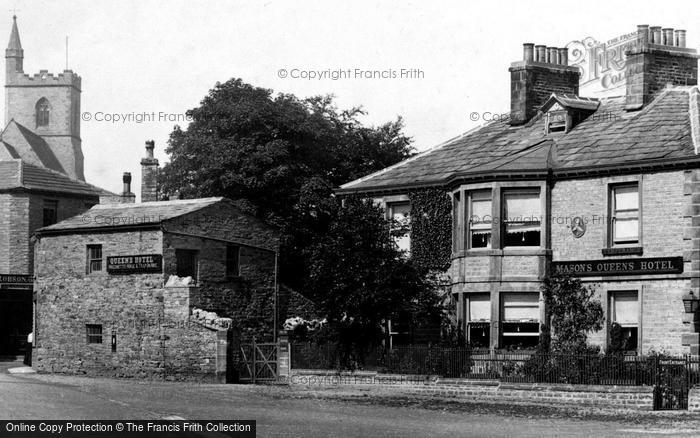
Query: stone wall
0 191 95 274
289 370 654 410
551 170 693 355
33 230 222 381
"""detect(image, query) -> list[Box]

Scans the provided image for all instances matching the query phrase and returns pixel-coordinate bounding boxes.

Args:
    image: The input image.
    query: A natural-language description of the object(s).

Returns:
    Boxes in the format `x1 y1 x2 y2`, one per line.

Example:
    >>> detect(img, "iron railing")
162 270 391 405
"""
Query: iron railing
291 342 700 387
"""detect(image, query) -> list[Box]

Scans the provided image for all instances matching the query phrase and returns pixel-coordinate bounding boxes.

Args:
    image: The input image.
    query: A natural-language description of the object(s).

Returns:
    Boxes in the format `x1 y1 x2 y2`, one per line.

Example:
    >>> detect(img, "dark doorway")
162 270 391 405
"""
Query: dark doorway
0 288 33 355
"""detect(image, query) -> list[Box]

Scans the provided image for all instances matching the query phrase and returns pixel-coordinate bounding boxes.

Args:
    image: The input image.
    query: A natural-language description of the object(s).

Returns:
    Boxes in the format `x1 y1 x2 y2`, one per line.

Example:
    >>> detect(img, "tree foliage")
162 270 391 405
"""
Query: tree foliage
160 79 414 289
541 275 604 354
304 196 443 358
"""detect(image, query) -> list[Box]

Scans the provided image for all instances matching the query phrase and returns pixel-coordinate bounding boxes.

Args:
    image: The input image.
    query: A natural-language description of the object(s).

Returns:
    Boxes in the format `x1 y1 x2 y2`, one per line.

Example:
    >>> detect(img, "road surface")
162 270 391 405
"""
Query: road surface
1 358 698 437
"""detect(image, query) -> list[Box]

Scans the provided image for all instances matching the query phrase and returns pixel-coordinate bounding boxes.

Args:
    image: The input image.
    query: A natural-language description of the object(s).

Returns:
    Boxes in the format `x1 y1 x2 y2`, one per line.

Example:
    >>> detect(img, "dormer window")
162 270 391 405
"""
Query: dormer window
541 94 599 135
545 106 569 134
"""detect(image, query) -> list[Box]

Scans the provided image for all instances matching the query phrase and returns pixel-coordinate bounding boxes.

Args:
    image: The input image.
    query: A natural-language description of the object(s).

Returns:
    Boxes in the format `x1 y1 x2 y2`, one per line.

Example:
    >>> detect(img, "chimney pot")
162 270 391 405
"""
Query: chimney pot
676 29 687 48
145 140 155 159
637 25 650 45
122 172 132 194
650 26 662 44
662 28 674 46
523 43 534 62
535 45 546 62
558 48 568 65
550 48 560 65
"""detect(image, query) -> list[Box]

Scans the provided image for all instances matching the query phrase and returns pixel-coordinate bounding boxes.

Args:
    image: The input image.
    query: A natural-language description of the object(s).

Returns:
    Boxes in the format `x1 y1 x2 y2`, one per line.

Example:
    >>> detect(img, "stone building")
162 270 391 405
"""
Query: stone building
33 196 280 380
0 16 127 355
339 25 700 355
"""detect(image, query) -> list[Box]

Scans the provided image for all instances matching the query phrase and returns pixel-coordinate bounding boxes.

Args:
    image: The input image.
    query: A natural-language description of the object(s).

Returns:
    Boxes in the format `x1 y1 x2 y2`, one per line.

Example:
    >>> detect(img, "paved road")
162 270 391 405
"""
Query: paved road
0 360 698 437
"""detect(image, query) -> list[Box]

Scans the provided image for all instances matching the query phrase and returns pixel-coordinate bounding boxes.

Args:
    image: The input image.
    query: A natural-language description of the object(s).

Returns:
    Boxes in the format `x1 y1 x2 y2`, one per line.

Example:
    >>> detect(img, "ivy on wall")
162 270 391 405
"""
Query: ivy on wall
409 188 453 271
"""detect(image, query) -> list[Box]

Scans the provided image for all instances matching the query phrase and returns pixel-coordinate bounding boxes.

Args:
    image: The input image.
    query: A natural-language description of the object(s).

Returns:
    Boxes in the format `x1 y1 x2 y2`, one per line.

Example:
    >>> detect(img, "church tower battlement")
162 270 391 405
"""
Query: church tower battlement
3 16 84 180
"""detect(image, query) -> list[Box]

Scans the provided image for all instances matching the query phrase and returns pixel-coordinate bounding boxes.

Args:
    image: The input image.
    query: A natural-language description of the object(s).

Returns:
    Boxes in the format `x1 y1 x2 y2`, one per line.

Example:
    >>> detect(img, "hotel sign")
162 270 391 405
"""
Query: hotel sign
107 254 163 275
552 257 683 277
0 274 33 285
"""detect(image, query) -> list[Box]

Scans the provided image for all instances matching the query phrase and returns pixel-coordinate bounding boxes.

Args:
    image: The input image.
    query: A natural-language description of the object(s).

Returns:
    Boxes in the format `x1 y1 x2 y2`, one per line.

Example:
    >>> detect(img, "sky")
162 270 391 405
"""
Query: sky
1 0 698 198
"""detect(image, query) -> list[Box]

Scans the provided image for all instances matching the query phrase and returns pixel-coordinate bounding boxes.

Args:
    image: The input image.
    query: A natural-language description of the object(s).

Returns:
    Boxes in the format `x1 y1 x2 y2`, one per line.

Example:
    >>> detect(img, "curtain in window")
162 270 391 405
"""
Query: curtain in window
503 192 541 232
468 294 491 322
613 292 638 325
501 293 540 321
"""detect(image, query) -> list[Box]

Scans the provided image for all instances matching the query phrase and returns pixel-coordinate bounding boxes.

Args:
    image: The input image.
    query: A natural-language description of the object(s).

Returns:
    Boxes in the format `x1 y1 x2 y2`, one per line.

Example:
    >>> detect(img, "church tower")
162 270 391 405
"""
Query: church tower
4 16 84 180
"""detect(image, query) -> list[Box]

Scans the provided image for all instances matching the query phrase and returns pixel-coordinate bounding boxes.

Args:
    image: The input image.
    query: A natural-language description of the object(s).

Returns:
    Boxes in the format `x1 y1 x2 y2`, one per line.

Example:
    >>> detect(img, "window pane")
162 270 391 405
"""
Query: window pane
614 219 638 242
613 292 638 325
615 186 638 211
471 231 491 249
391 203 410 221
176 249 198 280
389 202 410 254
504 192 541 221
502 293 539 321
468 294 491 321
471 199 491 225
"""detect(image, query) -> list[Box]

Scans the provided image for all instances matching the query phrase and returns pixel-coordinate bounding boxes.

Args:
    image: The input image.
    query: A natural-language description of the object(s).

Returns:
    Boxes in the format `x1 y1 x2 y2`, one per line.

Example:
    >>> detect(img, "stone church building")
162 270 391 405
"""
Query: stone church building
0 16 116 355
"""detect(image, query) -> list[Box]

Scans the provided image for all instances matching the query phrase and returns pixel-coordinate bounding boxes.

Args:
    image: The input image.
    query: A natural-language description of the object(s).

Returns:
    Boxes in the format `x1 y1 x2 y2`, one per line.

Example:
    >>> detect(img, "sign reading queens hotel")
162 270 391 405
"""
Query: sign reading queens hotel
567 31 642 97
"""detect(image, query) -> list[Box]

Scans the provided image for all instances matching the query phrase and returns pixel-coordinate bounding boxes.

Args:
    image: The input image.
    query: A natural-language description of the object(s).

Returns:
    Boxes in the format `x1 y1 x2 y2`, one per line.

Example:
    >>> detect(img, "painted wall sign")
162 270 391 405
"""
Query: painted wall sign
567 31 643 98
107 254 163 275
0 274 33 284
552 257 683 277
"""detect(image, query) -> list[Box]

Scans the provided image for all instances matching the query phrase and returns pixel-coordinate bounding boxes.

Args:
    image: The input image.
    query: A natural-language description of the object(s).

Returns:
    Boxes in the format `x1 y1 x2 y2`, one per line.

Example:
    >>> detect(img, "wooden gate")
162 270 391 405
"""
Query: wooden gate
237 338 278 383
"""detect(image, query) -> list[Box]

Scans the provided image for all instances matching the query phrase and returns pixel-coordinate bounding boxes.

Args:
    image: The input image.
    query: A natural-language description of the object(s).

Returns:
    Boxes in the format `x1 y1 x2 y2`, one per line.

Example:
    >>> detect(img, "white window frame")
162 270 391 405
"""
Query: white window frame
609 182 641 247
388 202 411 255
501 190 542 249
468 190 492 250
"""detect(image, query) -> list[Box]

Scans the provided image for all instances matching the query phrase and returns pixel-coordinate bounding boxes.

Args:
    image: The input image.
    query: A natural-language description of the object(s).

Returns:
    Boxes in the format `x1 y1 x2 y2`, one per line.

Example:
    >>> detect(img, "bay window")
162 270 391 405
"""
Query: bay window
466 293 490 348
469 191 492 249
502 191 541 247
500 293 540 350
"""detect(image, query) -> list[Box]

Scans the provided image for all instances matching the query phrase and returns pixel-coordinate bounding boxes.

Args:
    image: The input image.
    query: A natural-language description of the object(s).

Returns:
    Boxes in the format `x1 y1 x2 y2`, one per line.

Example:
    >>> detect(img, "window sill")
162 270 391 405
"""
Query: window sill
602 246 643 256
454 249 551 258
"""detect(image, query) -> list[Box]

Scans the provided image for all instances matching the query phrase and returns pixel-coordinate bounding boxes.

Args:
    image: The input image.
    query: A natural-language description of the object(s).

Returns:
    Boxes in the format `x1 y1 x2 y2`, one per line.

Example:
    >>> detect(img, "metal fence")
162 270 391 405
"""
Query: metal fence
291 342 700 386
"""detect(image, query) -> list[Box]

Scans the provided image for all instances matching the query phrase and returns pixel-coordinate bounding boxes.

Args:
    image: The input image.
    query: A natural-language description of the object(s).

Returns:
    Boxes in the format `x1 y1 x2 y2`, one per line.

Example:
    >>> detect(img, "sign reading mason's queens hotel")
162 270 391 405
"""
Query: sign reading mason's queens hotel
340 25 700 355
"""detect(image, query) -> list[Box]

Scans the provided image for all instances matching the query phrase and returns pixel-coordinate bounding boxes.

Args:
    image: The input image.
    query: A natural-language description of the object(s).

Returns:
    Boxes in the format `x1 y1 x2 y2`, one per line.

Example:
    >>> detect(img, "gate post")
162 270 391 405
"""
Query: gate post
278 330 291 384
252 337 257 384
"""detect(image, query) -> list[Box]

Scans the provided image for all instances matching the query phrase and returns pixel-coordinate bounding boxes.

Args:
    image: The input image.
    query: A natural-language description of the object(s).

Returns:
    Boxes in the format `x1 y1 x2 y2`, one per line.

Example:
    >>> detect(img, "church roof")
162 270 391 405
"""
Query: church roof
339 86 700 194
37 197 226 232
6 15 21 51
0 159 106 196
0 120 66 174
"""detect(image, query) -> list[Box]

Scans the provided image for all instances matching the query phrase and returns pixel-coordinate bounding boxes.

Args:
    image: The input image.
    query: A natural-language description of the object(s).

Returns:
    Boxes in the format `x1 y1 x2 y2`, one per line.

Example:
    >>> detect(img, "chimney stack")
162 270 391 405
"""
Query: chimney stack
120 172 136 203
625 25 698 111
141 140 159 202
509 42 579 125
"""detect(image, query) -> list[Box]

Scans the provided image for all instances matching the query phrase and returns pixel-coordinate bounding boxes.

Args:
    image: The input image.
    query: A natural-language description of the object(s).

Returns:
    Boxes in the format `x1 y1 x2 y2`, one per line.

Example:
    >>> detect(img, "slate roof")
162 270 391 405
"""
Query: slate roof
38 197 225 232
339 86 700 193
0 159 108 196
1 120 66 173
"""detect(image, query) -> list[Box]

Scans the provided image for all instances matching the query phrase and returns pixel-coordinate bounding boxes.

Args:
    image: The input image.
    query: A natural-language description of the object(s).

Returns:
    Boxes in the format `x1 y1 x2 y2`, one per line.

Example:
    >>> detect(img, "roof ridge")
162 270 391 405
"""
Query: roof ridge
339 122 489 190
94 196 224 208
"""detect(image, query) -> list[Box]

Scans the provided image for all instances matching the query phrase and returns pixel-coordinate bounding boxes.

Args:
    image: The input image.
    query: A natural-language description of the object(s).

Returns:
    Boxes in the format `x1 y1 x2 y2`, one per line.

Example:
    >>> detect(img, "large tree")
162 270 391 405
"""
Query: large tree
161 79 414 287
304 195 442 359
